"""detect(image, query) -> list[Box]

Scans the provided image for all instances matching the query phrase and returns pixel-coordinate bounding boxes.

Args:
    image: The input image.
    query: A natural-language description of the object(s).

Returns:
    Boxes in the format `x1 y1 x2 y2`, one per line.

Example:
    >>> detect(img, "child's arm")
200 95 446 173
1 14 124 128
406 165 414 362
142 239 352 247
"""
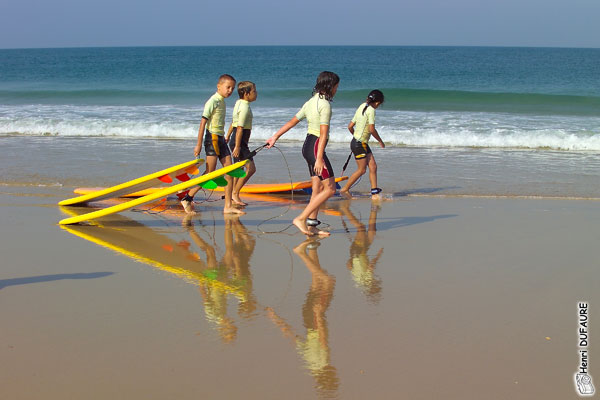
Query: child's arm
225 123 234 143
313 124 329 176
233 126 244 158
266 117 300 148
369 124 385 148
348 121 355 135
195 117 209 157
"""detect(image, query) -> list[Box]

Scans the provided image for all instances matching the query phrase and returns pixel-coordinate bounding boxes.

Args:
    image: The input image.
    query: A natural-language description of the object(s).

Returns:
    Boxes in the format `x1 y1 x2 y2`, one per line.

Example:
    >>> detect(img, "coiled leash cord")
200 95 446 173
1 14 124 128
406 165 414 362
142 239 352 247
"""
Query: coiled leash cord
256 144 297 234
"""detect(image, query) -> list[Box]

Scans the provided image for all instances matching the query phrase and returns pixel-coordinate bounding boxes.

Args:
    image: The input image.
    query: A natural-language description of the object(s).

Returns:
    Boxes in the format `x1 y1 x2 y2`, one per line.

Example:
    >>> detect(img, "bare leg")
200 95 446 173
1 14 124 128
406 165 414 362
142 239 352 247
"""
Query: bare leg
367 155 380 200
232 161 255 206
340 157 367 197
182 155 218 214
308 176 323 220
221 155 245 215
293 177 336 236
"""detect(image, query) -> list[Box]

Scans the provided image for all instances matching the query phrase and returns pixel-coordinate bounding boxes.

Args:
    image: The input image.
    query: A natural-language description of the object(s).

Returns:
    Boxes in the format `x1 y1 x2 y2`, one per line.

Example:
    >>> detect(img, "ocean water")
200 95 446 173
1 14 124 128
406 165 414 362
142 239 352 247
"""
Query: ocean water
1 46 599 197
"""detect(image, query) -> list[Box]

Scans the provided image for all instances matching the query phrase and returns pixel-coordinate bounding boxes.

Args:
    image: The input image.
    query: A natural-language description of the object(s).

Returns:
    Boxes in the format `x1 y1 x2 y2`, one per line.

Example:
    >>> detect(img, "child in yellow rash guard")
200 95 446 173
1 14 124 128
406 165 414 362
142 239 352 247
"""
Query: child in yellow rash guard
266 71 340 237
340 90 385 200
181 74 245 216
225 81 258 206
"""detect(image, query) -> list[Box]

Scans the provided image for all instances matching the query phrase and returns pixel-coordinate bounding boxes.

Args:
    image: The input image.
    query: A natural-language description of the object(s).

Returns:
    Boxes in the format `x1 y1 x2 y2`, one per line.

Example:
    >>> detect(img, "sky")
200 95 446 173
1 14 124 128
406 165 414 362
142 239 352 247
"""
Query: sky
1 0 599 49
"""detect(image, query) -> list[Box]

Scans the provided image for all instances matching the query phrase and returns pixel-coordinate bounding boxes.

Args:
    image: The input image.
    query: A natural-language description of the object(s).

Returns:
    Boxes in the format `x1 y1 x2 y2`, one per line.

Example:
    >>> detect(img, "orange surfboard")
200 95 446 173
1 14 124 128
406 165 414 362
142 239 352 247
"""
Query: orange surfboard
74 176 348 197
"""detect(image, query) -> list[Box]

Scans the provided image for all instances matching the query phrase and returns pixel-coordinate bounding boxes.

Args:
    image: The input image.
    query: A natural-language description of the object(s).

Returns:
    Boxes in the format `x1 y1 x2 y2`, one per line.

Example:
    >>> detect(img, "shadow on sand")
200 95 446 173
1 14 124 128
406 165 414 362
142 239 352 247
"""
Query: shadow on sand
339 214 457 233
0 272 114 289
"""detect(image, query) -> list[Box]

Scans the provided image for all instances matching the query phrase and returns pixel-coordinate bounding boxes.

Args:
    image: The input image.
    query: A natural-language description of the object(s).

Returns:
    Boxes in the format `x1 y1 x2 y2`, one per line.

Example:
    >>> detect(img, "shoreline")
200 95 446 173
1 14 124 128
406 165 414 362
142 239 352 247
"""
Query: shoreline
2 136 599 200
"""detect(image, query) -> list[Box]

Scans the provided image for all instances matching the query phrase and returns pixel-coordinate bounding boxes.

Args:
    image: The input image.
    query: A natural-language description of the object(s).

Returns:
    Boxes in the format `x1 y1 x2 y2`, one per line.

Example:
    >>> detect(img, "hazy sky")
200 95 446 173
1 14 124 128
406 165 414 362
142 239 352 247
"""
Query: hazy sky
1 0 599 48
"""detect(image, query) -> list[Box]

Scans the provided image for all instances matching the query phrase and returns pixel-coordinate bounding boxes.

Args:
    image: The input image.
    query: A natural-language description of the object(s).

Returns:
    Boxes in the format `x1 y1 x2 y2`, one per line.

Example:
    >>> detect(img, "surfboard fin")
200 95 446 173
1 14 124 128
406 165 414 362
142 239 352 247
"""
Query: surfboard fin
175 173 190 182
227 167 247 178
185 165 200 175
199 180 218 189
158 174 173 183
213 176 228 187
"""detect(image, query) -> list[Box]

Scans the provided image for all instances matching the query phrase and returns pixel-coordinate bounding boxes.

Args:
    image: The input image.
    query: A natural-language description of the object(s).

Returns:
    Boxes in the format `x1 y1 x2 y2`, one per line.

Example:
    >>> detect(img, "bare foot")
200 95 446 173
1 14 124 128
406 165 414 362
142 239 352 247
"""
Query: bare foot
339 189 352 199
181 199 196 214
371 194 381 201
292 217 312 235
232 195 248 206
224 206 246 215
309 226 331 237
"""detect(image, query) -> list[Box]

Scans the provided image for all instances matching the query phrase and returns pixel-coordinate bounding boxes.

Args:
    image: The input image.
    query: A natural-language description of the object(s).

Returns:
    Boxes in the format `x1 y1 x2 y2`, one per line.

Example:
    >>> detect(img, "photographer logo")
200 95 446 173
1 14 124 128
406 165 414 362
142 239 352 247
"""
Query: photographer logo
575 302 595 397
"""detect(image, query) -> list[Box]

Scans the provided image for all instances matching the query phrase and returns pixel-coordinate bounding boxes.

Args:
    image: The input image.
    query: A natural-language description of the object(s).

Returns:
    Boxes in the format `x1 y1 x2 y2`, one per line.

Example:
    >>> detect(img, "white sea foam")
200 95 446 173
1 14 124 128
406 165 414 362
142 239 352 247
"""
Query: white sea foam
1 105 599 151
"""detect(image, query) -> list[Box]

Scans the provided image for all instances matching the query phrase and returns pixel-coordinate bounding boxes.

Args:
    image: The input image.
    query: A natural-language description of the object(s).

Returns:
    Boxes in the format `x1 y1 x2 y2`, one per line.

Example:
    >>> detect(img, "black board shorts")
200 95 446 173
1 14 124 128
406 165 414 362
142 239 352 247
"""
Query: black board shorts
204 131 231 158
302 134 334 180
350 137 372 160
228 128 253 162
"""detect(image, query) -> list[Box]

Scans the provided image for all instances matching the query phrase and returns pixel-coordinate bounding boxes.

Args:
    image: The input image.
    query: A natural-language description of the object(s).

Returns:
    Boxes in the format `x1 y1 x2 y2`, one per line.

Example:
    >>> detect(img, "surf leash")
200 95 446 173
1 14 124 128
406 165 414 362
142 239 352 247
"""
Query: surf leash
341 152 353 176
248 143 268 159
340 152 362 191
256 144 297 234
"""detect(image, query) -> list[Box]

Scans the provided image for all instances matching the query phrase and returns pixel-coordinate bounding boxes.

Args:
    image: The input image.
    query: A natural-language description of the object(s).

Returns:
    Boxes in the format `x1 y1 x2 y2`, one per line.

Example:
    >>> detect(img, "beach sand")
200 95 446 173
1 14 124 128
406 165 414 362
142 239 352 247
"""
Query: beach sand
1 184 598 399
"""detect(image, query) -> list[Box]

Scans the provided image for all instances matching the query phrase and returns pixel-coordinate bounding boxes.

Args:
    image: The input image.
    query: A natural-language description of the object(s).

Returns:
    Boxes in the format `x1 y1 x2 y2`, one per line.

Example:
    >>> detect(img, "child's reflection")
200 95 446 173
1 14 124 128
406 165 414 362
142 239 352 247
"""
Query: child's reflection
184 215 257 344
266 239 339 398
340 200 384 305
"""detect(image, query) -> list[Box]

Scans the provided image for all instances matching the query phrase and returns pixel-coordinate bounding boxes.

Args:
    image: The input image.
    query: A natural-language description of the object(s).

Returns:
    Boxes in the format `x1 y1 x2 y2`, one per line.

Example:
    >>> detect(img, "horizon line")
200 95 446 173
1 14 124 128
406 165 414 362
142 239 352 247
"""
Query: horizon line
2 44 600 51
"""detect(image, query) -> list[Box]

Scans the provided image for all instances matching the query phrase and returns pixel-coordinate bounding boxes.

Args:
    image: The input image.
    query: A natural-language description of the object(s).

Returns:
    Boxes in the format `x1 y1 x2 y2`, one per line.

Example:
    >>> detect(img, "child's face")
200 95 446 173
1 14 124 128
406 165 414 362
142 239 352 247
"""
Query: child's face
331 83 339 98
372 101 382 109
217 79 236 98
245 86 258 102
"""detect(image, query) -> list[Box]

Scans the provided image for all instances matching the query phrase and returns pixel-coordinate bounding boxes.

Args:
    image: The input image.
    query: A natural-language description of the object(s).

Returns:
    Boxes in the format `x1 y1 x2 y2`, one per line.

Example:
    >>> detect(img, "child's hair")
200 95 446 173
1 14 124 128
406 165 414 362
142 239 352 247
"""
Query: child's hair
313 71 340 101
362 89 384 115
237 81 255 98
218 74 236 83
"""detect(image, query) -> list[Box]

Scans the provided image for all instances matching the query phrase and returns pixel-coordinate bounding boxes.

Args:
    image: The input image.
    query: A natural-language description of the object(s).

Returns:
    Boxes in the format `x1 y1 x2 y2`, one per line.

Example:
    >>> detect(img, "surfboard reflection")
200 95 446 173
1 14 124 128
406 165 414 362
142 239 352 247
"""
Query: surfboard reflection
60 208 257 344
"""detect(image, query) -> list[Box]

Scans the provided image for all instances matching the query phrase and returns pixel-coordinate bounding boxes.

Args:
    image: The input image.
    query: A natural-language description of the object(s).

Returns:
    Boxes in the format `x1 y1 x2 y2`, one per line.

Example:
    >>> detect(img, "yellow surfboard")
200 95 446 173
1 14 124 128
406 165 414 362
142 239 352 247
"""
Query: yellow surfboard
72 176 349 197
58 159 204 206
59 160 248 225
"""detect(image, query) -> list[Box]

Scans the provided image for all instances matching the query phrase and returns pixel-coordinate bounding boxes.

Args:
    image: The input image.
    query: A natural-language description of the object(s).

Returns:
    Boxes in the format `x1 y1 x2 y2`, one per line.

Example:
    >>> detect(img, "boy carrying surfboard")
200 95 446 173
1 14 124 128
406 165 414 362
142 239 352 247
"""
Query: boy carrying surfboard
181 74 245 215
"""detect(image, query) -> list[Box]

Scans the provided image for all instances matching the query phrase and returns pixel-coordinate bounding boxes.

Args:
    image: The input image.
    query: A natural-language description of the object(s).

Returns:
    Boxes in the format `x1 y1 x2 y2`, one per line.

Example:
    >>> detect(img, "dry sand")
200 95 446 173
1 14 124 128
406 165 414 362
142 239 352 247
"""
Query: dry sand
1 186 599 399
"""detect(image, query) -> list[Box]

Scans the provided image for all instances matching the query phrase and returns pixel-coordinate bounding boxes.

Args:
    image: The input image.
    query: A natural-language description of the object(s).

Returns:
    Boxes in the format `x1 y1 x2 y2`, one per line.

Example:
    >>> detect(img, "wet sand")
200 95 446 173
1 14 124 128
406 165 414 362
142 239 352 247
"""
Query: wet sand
1 186 599 399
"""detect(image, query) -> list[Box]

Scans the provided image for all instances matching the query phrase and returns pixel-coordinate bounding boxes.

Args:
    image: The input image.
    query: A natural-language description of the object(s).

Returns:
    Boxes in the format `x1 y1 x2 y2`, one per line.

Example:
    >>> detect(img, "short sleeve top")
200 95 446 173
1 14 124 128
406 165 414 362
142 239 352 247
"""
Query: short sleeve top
351 103 376 143
202 92 226 135
295 93 332 137
231 99 253 130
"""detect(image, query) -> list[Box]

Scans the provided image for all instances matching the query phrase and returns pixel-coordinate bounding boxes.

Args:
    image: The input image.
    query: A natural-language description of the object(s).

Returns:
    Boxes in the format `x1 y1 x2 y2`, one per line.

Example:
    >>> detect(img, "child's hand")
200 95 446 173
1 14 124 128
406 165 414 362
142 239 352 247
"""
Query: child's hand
379 141 385 148
314 158 325 176
265 136 276 149
194 144 202 157
233 146 240 158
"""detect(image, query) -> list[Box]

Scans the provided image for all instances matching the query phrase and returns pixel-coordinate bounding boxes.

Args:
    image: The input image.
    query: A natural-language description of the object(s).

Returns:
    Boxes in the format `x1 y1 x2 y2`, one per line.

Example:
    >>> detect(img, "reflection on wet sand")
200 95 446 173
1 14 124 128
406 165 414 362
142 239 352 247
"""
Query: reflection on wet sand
339 200 384 304
267 239 339 399
59 202 386 398
184 215 257 343
60 207 257 344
